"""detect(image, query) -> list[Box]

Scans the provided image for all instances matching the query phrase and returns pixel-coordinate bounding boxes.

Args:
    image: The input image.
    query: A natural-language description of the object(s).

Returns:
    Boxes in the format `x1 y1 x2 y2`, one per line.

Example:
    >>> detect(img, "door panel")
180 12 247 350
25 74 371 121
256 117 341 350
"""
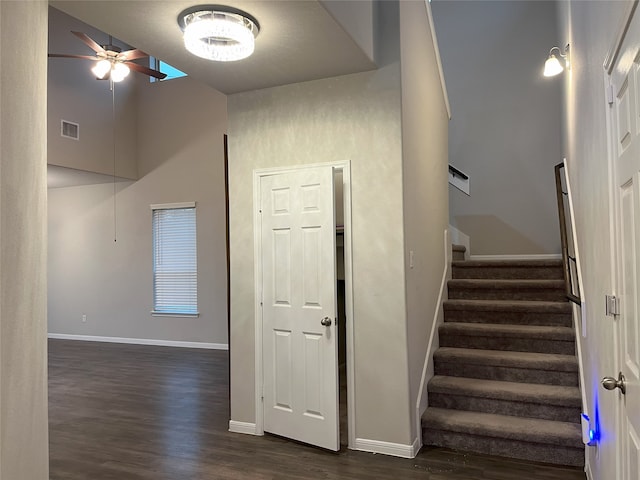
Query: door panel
626 423 640 479
611 14 640 480
274 329 293 411
260 165 338 451
273 229 292 305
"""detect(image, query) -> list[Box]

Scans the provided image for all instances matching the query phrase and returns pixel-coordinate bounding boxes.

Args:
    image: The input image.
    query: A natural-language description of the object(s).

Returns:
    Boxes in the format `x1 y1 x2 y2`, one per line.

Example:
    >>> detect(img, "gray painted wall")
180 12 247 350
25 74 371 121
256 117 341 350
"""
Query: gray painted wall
0 1 50 478
227 4 415 444
399 1 450 441
558 1 630 478
228 65 411 444
431 0 563 255
48 76 229 345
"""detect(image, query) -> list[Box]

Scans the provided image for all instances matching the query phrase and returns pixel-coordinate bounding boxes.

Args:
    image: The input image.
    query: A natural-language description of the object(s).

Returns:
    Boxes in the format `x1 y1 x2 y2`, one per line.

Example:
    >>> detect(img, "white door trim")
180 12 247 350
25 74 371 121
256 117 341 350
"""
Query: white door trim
603 68 624 480
253 160 355 448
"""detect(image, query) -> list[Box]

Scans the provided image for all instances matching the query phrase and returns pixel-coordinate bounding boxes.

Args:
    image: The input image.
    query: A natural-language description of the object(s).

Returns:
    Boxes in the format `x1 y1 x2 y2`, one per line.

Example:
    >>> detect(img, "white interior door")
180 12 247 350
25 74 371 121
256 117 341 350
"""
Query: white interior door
610 12 640 479
260 165 339 451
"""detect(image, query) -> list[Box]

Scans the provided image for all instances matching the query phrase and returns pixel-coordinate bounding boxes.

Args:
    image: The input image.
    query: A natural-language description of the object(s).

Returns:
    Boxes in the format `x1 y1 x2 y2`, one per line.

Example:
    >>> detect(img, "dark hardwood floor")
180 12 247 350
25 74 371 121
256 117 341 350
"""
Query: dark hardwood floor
48 339 587 480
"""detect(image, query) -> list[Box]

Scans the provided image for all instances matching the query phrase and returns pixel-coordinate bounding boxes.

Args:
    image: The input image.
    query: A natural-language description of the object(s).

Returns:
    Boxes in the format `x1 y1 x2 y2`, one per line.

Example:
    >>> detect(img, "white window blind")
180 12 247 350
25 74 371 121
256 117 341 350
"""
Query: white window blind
152 204 198 316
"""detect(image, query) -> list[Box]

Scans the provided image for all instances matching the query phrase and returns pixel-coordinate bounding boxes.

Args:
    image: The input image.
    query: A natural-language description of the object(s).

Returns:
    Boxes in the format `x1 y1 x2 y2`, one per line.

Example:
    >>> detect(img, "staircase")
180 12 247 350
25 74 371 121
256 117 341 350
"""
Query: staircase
422 245 584 467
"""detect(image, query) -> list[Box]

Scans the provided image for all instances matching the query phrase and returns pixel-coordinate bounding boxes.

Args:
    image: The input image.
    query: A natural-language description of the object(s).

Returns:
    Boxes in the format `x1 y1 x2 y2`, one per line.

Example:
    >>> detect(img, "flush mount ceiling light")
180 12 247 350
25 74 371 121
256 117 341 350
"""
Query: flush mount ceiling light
177 5 260 62
543 44 570 77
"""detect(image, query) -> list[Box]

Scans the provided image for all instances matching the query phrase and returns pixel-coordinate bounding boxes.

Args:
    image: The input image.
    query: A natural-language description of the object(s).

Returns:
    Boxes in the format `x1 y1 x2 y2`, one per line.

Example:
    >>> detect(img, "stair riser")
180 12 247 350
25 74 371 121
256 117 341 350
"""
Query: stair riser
439 334 575 355
452 266 563 280
448 287 567 302
422 429 584 467
434 361 578 386
452 251 465 261
444 309 572 327
428 393 581 423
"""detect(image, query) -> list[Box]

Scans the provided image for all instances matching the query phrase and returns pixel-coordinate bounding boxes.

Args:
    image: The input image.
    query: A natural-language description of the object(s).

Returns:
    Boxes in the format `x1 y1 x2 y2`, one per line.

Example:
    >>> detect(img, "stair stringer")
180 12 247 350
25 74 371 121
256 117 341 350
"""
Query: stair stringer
414 230 455 450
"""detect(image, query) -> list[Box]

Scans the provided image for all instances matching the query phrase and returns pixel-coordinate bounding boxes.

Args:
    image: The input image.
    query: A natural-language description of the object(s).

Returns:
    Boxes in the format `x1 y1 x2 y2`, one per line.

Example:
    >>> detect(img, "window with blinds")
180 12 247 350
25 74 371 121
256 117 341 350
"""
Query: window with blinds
151 203 198 316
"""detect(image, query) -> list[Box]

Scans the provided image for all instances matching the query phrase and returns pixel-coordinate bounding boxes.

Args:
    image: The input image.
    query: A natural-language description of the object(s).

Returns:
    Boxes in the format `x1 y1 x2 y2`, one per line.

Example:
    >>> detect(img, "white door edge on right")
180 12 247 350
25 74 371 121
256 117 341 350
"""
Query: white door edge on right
608 8 640 479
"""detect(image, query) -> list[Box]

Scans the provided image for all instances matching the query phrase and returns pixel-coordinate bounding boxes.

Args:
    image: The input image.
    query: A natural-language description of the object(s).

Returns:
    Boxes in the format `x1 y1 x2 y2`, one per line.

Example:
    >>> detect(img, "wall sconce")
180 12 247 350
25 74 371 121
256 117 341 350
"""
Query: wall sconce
543 44 570 77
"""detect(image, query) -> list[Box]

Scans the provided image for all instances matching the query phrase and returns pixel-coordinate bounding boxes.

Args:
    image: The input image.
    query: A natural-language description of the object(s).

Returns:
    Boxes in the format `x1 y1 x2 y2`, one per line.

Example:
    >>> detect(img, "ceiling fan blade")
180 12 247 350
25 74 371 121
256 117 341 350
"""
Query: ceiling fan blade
71 31 106 54
48 53 97 60
127 62 167 80
119 49 149 61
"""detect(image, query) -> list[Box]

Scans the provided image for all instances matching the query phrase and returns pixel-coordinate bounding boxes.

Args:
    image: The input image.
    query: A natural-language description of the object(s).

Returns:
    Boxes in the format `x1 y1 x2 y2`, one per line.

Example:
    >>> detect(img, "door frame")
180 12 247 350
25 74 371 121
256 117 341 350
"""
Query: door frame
252 160 355 448
603 68 624 480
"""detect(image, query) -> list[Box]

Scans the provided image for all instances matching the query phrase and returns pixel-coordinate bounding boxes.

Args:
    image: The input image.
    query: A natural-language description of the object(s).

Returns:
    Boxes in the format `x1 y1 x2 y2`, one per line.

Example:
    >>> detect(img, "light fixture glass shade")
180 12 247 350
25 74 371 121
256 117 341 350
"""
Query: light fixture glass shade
543 54 564 77
111 62 130 82
179 8 259 62
92 59 112 79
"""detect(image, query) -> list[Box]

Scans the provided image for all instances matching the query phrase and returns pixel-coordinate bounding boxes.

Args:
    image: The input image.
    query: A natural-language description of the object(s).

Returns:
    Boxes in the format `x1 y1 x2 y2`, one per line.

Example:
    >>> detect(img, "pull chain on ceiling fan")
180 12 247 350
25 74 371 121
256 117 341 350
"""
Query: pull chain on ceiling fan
111 82 117 243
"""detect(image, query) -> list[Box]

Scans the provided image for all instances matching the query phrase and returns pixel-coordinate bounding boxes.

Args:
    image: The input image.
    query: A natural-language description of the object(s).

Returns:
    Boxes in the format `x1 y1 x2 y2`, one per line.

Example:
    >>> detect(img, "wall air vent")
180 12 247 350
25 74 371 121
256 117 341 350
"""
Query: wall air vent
61 120 79 140
448 164 470 196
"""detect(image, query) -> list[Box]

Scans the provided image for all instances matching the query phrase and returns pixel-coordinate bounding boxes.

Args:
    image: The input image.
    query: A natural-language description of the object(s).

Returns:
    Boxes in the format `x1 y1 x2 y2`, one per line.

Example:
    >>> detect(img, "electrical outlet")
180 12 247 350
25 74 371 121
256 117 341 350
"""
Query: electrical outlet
82 314 87 323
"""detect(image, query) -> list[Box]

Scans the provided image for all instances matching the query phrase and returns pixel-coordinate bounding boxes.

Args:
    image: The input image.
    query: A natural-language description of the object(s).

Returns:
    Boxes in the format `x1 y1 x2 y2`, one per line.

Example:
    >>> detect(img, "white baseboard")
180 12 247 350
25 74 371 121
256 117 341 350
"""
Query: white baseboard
353 436 419 459
228 420 259 435
469 254 562 261
585 457 593 480
47 333 228 350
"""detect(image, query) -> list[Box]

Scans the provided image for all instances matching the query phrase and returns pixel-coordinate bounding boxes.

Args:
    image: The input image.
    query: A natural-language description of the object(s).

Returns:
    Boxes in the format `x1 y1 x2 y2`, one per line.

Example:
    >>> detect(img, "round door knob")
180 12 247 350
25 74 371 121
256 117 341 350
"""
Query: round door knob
602 372 626 394
320 317 332 327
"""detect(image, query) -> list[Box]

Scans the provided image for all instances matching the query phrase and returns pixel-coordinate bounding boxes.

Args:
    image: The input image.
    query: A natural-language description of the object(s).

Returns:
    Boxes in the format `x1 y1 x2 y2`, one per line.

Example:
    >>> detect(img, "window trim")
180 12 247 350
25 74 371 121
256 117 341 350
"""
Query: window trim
150 201 196 211
150 202 199 317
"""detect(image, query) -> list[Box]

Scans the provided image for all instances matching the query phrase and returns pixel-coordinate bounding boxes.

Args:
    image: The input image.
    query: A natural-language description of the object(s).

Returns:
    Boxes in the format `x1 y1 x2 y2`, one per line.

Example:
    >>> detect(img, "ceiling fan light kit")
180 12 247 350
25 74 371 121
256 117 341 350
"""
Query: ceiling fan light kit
48 31 167 82
178 6 260 62
91 59 112 79
110 62 131 82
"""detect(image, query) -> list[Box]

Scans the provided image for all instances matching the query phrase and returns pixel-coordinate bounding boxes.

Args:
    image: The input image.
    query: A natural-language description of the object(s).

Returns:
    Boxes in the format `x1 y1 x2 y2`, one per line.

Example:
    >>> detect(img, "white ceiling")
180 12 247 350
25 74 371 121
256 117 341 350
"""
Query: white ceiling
50 0 377 95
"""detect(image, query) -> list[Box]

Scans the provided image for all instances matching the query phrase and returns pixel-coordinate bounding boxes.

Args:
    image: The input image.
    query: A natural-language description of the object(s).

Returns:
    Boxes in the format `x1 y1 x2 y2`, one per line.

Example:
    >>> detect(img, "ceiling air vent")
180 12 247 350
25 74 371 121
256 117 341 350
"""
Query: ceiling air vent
61 120 79 140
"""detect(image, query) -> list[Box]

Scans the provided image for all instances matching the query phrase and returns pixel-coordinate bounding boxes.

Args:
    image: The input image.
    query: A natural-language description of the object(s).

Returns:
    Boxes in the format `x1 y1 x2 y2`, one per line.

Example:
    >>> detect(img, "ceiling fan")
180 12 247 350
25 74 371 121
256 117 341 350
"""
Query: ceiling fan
49 31 167 82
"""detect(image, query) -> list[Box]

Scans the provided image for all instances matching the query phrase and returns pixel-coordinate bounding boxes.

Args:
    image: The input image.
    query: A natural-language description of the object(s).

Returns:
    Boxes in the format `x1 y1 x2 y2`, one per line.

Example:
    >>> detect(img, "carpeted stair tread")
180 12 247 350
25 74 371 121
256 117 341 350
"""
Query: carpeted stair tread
434 347 578 372
428 375 581 407
452 260 563 280
452 259 563 268
422 408 583 448
448 279 566 301
443 299 573 327
449 279 565 289
444 299 571 313
439 322 575 354
439 322 574 340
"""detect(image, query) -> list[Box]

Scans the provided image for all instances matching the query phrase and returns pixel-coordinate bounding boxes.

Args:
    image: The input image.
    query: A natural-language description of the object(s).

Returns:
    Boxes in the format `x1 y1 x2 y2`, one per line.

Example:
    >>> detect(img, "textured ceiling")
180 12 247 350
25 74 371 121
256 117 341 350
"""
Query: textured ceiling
50 0 377 95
